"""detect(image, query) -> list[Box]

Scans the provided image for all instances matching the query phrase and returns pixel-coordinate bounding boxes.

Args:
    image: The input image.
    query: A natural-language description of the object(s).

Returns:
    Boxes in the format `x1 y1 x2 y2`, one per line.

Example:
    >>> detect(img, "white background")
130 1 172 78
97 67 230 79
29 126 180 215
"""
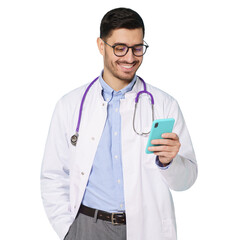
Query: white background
0 0 239 239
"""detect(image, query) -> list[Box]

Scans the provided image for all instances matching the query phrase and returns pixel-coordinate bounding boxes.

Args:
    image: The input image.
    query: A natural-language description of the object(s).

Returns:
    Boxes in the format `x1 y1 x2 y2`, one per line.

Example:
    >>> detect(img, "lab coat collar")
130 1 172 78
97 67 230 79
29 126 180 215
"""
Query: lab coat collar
96 73 143 101
98 71 137 96
124 76 144 99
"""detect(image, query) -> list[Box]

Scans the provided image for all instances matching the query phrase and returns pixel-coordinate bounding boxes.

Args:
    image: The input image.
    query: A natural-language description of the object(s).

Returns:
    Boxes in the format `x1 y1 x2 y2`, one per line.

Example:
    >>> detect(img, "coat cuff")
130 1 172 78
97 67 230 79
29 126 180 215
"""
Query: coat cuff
155 156 173 170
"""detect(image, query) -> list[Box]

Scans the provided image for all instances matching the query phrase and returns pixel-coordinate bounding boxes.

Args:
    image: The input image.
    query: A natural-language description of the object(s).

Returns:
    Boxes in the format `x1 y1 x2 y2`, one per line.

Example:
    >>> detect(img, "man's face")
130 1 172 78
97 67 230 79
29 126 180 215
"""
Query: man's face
98 28 144 83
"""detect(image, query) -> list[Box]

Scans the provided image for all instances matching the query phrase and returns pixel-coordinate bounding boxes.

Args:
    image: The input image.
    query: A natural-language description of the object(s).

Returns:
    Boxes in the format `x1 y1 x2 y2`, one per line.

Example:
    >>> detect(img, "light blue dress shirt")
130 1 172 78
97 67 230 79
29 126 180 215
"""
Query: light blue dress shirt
82 74 137 213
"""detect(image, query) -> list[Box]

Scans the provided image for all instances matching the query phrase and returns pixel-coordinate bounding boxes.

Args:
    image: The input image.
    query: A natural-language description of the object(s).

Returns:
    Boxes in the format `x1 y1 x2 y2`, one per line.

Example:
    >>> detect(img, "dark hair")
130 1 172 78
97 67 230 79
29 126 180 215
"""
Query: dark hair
100 8 145 39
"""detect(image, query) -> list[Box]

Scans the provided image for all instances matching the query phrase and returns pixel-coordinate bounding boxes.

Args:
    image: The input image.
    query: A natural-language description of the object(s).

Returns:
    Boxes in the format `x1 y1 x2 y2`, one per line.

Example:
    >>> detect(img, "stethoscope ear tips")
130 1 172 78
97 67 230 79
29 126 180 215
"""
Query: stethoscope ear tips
71 133 79 146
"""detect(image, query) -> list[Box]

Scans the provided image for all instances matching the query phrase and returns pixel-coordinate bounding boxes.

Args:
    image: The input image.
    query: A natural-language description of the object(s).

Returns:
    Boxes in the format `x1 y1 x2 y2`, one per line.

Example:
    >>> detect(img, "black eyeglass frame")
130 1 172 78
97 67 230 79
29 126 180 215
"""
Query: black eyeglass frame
101 38 149 57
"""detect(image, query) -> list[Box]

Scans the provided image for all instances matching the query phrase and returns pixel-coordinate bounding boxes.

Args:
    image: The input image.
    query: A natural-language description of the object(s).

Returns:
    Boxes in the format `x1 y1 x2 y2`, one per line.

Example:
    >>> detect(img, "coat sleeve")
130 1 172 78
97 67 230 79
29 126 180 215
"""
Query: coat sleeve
160 98 198 191
40 98 74 240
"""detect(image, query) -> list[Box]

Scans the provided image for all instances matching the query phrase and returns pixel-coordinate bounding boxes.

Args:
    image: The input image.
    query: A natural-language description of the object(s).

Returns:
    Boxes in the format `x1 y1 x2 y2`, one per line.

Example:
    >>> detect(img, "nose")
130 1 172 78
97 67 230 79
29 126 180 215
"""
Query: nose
123 48 135 62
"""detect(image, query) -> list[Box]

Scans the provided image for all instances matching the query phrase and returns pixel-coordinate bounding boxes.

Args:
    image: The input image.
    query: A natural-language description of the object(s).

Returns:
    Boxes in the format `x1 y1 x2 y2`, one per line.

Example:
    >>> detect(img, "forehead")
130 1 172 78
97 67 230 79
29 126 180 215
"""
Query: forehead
107 28 143 45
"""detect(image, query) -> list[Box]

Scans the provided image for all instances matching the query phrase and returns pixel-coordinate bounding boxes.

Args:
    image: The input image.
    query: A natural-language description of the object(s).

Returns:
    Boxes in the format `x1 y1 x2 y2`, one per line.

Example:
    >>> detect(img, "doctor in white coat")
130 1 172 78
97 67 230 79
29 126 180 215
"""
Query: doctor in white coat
41 7 197 240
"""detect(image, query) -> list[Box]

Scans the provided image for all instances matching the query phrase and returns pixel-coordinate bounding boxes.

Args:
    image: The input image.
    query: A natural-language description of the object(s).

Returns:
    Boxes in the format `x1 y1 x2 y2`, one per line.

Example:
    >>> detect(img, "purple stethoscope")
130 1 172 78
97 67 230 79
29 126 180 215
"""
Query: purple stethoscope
71 76 154 146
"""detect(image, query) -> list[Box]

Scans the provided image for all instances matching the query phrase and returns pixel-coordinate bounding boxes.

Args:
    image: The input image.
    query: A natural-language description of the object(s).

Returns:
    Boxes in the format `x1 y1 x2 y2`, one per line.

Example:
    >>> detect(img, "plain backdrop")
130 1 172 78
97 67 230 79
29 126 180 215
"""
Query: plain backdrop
0 0 239 239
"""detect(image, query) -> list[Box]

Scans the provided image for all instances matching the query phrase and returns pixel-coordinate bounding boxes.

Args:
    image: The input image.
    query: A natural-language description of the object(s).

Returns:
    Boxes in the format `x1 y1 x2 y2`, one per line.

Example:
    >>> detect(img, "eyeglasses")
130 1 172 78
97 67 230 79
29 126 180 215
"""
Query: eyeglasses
101 39 149 57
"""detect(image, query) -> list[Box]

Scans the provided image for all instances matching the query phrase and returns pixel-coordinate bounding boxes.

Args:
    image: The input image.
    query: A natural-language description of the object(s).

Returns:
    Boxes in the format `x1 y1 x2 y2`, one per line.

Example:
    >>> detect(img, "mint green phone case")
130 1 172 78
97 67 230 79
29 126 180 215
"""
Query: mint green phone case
145 118 175 154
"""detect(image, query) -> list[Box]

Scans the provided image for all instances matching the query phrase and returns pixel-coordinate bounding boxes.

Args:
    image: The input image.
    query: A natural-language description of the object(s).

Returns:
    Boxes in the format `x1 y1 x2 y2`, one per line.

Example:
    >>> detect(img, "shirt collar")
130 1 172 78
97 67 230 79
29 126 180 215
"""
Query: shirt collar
99 71 137 96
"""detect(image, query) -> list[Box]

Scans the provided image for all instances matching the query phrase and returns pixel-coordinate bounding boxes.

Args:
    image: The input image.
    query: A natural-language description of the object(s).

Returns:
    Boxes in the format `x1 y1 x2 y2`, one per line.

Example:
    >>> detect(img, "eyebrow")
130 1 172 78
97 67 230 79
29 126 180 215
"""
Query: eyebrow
113 42 144 46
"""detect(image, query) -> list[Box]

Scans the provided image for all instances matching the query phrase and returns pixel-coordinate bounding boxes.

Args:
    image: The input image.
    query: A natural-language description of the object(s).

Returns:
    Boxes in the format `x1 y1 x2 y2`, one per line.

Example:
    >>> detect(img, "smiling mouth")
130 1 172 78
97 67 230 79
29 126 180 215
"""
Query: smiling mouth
117 61 137 71
122 64 134 69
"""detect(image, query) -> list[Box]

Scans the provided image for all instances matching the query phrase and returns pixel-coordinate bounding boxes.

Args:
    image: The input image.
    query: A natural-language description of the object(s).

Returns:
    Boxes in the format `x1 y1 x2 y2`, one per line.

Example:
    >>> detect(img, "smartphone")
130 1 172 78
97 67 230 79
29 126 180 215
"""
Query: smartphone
145 118 175 154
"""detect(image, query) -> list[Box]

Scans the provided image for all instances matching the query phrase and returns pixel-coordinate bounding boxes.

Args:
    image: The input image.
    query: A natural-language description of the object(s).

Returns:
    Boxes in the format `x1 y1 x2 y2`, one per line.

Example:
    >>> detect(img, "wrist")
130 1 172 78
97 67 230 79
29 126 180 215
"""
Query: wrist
157 157 172 167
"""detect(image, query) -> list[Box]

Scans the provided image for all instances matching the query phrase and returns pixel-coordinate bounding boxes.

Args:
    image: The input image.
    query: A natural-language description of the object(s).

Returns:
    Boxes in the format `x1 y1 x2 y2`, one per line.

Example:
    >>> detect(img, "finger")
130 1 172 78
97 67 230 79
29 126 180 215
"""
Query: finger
151 138 176 146
154 151 173 158
162 133 179 140
148 145 174 152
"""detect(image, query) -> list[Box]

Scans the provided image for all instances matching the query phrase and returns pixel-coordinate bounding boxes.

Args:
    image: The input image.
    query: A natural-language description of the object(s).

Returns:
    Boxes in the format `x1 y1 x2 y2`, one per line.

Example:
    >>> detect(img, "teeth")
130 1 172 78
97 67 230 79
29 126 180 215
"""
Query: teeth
122 65 133 69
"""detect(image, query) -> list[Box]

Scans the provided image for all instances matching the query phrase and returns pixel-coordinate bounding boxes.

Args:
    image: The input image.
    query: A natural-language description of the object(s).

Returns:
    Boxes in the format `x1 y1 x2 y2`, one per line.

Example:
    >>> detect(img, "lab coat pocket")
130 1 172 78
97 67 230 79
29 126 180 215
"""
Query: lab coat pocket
161 219 175 239
64 214 79 240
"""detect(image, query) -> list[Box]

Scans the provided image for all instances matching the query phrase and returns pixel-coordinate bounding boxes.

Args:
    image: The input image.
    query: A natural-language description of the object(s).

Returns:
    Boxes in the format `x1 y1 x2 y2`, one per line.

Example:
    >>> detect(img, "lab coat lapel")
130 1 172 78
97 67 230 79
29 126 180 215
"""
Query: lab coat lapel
70 80 107 214
75 80 107 167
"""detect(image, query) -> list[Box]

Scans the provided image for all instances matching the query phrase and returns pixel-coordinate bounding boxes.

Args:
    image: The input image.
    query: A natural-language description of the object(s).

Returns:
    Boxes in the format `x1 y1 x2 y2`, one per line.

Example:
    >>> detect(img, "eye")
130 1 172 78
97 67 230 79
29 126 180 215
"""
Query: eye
115 45 127 52
134 46 143 52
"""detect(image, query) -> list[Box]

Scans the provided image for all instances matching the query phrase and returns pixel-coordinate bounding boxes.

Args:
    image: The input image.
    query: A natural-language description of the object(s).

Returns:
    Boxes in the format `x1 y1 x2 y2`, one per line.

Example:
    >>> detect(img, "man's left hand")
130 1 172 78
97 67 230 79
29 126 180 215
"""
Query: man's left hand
148 133 181 166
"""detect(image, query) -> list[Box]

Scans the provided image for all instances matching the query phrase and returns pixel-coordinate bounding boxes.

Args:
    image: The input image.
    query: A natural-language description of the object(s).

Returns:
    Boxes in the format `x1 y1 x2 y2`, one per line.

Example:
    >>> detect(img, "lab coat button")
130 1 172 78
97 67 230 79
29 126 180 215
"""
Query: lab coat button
81 172 84 175
91 137 95 141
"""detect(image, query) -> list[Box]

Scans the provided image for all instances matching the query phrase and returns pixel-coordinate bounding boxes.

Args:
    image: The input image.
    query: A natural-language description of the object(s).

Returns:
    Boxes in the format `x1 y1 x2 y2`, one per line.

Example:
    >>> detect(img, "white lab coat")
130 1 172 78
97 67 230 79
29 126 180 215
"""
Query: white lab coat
41 77 197 240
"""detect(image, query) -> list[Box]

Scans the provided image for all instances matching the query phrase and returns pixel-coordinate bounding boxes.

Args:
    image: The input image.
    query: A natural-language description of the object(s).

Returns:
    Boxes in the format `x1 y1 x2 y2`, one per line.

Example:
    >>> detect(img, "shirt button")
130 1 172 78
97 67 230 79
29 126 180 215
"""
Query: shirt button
117 179 121 184
114 132 118 136
115 108 118 112
120 204 123 208
114 155 118 159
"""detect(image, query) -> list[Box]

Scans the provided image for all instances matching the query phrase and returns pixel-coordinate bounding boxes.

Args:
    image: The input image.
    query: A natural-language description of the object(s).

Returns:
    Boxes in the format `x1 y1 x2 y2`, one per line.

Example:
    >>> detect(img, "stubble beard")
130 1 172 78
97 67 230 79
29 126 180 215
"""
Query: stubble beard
105 59 141 83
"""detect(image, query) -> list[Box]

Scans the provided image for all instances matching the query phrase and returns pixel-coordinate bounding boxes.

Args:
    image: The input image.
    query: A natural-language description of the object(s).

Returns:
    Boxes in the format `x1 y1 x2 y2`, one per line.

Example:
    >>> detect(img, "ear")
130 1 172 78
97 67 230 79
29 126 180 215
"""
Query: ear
97 37 104 56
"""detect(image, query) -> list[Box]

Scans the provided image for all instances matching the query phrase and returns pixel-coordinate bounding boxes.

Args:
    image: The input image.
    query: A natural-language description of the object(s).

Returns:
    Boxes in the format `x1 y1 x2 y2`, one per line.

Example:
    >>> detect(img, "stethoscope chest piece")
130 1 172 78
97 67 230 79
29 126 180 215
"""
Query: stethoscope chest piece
71 133 79 146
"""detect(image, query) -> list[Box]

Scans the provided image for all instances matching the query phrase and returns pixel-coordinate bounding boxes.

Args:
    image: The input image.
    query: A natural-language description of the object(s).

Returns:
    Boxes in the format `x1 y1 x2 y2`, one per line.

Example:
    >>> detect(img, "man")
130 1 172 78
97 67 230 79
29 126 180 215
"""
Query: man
41 7 197 240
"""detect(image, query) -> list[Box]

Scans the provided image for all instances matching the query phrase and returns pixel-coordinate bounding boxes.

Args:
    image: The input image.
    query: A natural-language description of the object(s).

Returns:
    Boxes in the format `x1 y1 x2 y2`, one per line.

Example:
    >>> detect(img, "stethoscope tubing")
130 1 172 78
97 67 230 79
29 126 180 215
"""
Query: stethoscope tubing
136 77 154 104
71 76 154 146
76 77 99 132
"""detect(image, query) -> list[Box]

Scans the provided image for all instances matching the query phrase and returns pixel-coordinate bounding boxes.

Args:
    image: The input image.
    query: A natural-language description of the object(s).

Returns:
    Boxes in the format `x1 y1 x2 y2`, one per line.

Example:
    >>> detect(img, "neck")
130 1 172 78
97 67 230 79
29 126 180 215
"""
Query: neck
102 70 133 92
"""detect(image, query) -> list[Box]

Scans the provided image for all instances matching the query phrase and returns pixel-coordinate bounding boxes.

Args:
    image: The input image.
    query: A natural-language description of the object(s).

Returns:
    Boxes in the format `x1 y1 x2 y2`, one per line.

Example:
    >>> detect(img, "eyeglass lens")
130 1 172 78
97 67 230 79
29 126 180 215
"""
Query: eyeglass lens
114 45 147 57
